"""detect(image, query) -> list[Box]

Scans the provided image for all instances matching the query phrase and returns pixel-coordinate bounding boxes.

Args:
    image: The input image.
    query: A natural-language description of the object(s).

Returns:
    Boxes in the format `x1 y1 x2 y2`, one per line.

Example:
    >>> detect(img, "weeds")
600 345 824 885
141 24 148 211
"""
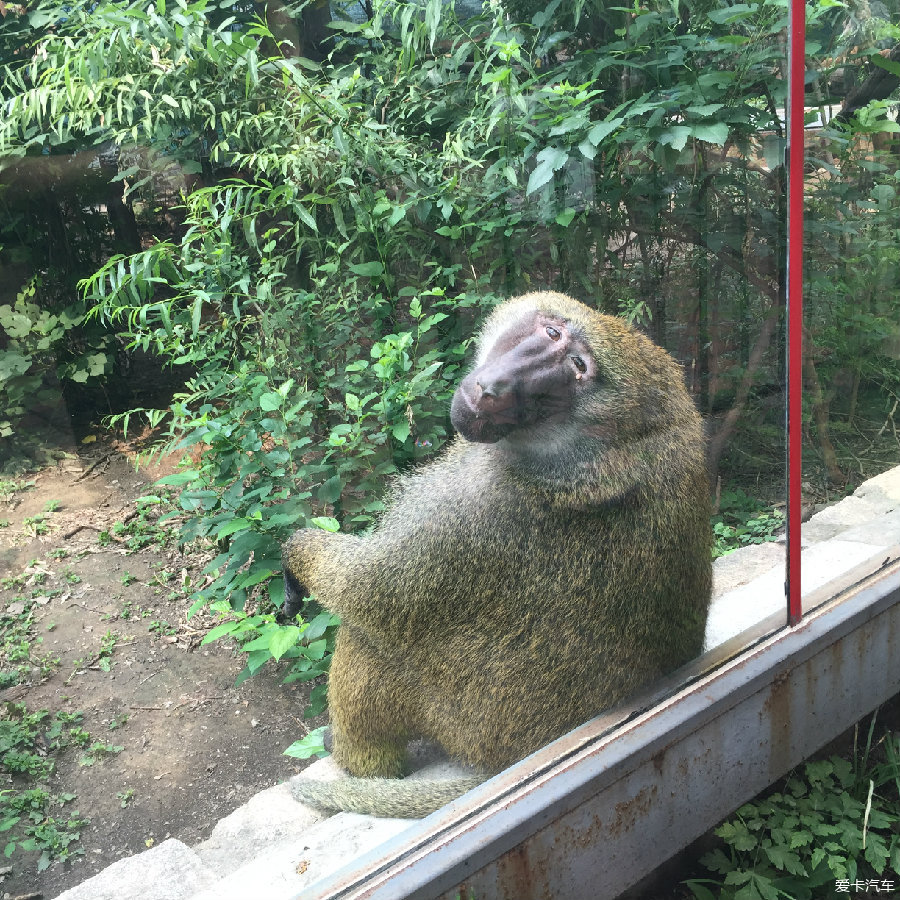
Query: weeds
96 631 120 672
0 601 59 688
0 479 33 502
0 704 92 870
22 515 49 537
712 489 786 558
687 714 900 899
78 742 123 767
98 500 177 553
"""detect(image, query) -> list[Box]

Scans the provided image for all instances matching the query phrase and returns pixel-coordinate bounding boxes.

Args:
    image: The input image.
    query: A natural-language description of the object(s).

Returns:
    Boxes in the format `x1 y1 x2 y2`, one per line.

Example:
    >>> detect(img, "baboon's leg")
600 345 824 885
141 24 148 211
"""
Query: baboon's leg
327 629 412 778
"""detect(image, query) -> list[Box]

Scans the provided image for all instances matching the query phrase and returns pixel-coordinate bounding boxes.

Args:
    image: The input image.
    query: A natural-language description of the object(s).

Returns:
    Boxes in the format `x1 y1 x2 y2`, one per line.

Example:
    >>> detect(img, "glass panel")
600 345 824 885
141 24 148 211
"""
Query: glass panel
0 0 790 836
801 0 900 609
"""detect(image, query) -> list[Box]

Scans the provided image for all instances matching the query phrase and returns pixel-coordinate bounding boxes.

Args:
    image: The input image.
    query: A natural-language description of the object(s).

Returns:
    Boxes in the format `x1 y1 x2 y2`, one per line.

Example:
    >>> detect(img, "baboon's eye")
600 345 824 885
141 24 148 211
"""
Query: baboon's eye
546 326 561 341
572 356 587 373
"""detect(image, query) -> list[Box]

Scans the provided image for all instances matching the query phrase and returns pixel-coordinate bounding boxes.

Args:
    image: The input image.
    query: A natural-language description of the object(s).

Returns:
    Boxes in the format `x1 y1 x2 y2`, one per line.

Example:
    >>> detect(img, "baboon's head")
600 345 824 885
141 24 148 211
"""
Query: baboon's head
451 300 596 444
451 292 695 449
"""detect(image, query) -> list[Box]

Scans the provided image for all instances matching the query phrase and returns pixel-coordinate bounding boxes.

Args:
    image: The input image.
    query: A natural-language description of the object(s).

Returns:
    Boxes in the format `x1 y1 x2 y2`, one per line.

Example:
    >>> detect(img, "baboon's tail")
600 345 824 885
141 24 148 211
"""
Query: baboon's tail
290 773 487 819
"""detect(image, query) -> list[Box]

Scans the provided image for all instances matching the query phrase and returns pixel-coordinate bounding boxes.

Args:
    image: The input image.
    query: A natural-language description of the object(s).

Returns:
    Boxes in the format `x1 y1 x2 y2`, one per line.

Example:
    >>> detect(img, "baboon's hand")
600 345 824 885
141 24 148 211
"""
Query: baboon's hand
282 567 308 619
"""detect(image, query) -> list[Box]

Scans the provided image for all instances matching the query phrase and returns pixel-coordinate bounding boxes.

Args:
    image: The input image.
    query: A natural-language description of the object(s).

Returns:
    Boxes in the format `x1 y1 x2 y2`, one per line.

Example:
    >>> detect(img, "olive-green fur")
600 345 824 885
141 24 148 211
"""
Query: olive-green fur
285 292 712 817
290 773 486 819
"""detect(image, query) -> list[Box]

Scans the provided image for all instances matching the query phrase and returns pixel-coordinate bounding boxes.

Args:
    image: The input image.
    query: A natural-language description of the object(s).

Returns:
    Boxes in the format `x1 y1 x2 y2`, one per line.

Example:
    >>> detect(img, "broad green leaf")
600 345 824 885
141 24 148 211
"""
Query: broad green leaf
311 516 340 532
526 147 568 195
216 518 251 539
872 55 900 77
202 621 241 645
659 126 692 151
707 4 754 23
246 649 270 675
391 420 411 443
481 66 511 84
296 204 318 232
303 638 327 660
317 476 342 504
155 470 200 486
686 104 725 116
269 626 302 660
691 122 729 145
304 611 340 640
283 726 329 759
578 139 598 160
586 117 624 145
259 392 283 411
349 261 384 276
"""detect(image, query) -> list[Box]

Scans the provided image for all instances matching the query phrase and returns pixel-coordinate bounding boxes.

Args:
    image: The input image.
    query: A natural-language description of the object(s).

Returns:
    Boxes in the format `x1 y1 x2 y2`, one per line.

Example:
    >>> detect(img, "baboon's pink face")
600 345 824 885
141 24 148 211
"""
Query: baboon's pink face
450 311 596 444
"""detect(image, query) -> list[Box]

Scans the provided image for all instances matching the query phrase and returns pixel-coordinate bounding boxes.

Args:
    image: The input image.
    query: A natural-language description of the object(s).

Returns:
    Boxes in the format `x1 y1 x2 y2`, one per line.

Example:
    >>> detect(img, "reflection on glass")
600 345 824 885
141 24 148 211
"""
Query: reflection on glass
0 0 794 829
800 0 900 610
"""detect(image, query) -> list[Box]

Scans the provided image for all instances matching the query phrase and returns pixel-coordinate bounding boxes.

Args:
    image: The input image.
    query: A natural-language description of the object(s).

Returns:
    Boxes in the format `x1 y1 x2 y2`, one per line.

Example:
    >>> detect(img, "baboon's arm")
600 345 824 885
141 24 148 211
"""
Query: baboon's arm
281 529 363 619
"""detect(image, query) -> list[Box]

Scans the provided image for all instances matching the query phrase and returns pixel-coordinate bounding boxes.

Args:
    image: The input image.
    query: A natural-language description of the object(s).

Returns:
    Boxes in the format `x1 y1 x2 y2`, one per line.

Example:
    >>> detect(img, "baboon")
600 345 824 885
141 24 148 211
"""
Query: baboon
285 291 712 818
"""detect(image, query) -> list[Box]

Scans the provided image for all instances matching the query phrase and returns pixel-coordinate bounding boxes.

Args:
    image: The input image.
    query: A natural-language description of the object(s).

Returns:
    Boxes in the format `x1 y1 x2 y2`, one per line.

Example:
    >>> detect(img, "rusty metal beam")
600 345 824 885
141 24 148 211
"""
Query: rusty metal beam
298 558 900 900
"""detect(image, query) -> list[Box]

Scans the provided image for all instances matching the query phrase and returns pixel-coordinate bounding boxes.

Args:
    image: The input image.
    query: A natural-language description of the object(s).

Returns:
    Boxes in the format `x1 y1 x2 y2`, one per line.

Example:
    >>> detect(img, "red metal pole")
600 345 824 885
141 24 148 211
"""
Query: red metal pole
787 0 805 625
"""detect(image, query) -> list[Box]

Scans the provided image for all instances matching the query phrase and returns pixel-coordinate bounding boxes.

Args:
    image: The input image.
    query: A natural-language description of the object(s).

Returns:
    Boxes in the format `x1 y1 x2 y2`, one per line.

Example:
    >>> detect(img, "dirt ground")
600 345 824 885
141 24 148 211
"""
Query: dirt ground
0 441 320 900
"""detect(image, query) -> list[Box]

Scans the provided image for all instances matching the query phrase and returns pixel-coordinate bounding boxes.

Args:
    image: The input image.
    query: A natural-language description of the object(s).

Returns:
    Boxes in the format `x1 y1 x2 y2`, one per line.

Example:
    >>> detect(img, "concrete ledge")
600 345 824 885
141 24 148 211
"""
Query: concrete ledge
190 812 414 900
194 781 326 878
54 839 217 900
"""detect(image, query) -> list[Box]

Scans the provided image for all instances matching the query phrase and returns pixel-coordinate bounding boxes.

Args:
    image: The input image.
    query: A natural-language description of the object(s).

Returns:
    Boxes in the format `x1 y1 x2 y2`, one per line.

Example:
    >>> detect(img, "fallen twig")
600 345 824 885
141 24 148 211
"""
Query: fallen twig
173 694 224 710
72 453 113 483
877 396 900 448
62 523 103 539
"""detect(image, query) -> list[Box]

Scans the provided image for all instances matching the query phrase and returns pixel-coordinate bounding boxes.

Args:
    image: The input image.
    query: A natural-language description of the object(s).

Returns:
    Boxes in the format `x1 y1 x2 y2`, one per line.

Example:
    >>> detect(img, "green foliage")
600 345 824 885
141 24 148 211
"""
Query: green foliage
201 604 339 716
0 595 59 688
48 0 790 634
0 703 90 870
97 495 178 552
22 514 49 537
805 155 900 443
712 489 786 557
95 630 121 673
78 742 124 767
283 725 330 760
686 736 900 900
0 273 110 437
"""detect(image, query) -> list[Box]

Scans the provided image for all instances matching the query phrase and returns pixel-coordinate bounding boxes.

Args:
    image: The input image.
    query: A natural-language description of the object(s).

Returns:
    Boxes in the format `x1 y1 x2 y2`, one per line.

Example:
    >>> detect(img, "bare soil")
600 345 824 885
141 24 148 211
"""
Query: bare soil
0 442 319 900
